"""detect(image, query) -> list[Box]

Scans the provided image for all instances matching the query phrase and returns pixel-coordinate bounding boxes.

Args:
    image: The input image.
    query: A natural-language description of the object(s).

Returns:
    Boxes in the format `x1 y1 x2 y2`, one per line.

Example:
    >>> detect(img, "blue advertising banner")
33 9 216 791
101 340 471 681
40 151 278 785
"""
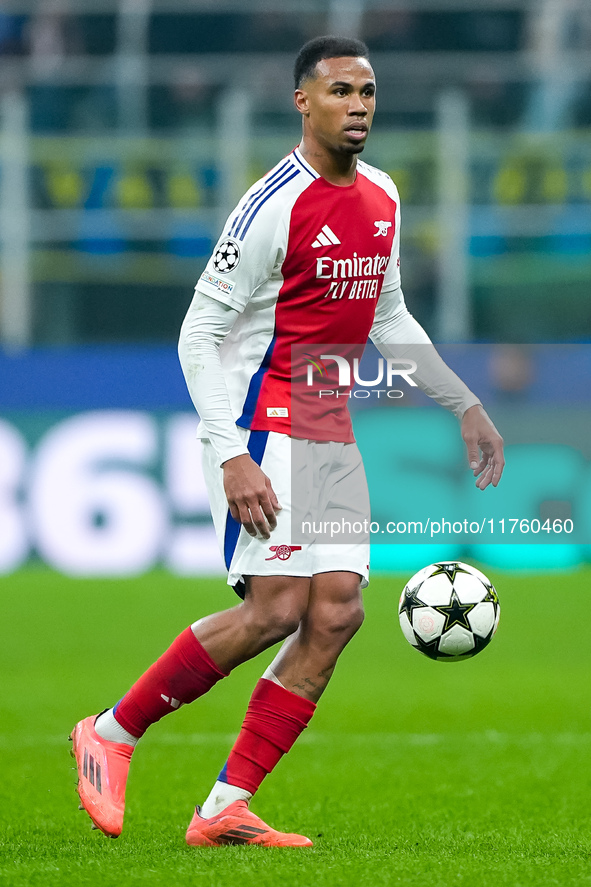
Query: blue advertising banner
1 345 589 576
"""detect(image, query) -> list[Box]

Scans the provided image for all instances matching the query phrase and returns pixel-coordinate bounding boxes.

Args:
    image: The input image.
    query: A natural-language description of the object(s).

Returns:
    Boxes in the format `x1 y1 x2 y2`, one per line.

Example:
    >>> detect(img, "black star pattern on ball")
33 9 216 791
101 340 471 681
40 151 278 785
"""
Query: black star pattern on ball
399 583 425 624
435 589 476 632
483 583 499 605
430 562 472 584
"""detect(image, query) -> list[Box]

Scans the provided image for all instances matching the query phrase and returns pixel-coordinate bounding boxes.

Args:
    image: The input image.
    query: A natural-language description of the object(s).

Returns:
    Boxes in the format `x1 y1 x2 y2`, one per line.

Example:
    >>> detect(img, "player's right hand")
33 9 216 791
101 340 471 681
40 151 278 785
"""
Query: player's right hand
222 454 282 539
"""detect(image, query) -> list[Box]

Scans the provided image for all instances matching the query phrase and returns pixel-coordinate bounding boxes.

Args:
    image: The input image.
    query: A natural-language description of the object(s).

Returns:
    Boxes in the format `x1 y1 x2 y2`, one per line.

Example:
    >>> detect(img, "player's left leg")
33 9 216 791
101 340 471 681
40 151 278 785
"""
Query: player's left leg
269 570 365 701
187 570 363 847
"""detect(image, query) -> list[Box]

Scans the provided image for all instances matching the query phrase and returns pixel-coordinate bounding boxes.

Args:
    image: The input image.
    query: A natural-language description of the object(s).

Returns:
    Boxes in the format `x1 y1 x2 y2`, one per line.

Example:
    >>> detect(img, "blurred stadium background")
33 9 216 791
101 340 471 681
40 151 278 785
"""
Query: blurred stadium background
1 0 590 578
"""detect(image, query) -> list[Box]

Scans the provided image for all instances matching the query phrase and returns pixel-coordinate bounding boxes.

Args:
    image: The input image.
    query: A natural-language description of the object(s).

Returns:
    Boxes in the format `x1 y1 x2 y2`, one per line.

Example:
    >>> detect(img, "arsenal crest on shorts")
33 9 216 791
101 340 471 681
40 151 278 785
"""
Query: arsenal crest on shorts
265 545 302 561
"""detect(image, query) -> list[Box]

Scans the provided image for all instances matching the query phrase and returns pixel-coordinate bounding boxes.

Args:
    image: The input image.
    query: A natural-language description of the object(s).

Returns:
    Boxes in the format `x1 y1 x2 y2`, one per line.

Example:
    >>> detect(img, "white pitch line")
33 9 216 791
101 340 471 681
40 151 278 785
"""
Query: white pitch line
2 732 591 749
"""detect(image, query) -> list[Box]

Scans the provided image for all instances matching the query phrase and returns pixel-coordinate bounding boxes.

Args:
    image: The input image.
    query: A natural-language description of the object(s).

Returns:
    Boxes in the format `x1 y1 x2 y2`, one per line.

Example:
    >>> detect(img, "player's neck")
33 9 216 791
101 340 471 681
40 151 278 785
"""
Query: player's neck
298 140 358 186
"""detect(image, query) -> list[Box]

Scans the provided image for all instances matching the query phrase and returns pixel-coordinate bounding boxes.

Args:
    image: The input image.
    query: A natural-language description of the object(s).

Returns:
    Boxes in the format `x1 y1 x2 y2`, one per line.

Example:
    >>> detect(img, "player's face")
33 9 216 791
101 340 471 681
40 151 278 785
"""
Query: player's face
295 56 376 156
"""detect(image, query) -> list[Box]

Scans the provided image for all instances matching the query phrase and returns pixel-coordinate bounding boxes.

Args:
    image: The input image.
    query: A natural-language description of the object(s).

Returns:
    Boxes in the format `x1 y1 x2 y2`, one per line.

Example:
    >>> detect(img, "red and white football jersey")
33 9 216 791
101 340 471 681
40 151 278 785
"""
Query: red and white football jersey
195 147 401 443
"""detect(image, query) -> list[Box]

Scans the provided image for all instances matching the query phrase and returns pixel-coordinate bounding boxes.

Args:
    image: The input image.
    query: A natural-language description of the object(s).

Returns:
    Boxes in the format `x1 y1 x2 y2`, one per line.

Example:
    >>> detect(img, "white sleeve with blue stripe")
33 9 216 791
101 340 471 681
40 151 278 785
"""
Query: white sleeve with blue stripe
194 159 300 313
379 180 402 294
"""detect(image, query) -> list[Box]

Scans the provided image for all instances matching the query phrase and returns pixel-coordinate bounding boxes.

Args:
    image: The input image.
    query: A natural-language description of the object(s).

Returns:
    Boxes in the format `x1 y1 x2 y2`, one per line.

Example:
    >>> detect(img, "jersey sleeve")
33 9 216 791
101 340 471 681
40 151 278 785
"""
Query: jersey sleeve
194 184 288 313
178 290 249 465
370 285 481 419
380 180 402 293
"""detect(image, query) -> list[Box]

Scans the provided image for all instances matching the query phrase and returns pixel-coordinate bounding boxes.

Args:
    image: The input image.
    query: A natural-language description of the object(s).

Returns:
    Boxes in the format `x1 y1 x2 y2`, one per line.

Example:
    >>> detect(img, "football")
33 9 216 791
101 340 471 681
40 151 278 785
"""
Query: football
398 561 500 662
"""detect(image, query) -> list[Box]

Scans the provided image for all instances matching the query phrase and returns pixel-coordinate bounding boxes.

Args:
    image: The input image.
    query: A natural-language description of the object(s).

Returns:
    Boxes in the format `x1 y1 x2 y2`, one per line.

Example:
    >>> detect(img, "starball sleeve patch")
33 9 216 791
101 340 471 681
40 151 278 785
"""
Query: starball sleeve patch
213 239 241 273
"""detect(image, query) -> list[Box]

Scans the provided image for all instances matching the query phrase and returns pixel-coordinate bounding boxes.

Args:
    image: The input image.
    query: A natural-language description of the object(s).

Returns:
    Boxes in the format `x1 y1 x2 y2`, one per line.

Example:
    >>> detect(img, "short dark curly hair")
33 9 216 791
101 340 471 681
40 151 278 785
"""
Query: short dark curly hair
294 35 370 89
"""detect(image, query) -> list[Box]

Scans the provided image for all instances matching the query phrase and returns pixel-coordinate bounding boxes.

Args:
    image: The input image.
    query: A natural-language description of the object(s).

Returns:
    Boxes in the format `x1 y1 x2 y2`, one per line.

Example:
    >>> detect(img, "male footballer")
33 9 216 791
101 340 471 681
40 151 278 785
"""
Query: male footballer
71 35 504 847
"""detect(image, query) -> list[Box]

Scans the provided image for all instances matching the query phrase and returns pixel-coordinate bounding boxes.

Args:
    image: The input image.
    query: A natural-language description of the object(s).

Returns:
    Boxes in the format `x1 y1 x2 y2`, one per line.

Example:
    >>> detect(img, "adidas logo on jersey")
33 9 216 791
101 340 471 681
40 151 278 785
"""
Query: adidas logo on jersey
312 225 341 248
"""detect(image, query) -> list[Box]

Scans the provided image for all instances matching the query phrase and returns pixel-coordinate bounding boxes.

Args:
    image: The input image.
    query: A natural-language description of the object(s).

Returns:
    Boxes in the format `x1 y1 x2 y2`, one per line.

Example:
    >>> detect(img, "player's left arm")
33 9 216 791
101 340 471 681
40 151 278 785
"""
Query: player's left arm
370 290 504 489
460 404 504 490
368 180 504 488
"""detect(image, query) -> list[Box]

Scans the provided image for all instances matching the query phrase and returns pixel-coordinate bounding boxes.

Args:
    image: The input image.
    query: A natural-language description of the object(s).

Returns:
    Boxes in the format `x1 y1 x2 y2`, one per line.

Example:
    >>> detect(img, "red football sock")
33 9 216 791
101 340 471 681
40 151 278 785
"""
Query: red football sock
114 627 228 738
221 678 316 795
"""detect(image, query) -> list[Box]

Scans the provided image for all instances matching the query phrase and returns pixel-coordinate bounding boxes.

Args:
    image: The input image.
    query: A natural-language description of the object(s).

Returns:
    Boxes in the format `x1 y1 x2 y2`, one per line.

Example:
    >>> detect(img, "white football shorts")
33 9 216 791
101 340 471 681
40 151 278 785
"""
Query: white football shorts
201 429 370 597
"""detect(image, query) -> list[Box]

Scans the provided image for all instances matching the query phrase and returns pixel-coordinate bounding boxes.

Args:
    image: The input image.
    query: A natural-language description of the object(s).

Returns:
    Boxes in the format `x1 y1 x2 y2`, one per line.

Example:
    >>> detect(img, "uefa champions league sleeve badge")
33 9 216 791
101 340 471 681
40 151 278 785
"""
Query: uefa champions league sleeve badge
213 240 241 274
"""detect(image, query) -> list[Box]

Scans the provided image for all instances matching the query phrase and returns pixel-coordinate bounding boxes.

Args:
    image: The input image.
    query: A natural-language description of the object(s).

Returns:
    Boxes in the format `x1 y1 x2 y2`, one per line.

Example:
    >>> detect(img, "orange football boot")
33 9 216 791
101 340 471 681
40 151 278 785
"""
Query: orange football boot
70 714 134 838
186 800 313 847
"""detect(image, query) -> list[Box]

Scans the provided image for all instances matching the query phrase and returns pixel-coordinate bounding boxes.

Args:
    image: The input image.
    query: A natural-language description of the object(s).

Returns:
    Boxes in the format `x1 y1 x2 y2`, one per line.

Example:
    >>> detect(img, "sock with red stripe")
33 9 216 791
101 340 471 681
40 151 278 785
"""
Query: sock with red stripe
200 677 316 818
97 627 228 741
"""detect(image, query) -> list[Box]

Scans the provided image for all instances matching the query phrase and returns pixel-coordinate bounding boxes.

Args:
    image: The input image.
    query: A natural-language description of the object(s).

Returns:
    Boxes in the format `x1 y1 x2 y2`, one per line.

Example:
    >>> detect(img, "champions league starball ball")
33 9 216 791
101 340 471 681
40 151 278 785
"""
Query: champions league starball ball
398 562 500 662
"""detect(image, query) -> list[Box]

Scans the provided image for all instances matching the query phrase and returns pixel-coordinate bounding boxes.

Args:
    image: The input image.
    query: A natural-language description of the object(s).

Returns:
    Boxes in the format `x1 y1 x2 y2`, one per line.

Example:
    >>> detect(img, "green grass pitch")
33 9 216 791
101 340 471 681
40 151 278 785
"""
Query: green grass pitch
1 566 590 886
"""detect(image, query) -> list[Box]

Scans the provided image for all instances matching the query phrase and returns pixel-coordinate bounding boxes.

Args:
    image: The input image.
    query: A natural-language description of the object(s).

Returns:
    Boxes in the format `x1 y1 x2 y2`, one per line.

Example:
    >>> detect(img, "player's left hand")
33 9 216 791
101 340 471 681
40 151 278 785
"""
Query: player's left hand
461 404 504 490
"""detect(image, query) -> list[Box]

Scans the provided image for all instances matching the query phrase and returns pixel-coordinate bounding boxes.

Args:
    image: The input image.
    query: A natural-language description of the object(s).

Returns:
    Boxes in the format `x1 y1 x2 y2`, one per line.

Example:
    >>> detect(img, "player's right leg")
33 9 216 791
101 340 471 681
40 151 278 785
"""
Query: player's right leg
70 714 133 838
70 625 229 836
71 578 310 837
71 429 307 838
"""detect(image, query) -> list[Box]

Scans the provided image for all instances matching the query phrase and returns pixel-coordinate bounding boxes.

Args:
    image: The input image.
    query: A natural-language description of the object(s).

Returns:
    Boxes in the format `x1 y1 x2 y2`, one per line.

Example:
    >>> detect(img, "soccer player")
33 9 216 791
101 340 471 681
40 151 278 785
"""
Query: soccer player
70 35 504 847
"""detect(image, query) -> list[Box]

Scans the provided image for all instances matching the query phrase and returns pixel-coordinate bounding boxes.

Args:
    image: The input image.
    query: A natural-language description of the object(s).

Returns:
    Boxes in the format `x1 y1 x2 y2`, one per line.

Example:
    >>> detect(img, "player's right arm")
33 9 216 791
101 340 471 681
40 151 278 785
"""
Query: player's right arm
179 181 288 537
179 290 281 538
221 452 281 538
